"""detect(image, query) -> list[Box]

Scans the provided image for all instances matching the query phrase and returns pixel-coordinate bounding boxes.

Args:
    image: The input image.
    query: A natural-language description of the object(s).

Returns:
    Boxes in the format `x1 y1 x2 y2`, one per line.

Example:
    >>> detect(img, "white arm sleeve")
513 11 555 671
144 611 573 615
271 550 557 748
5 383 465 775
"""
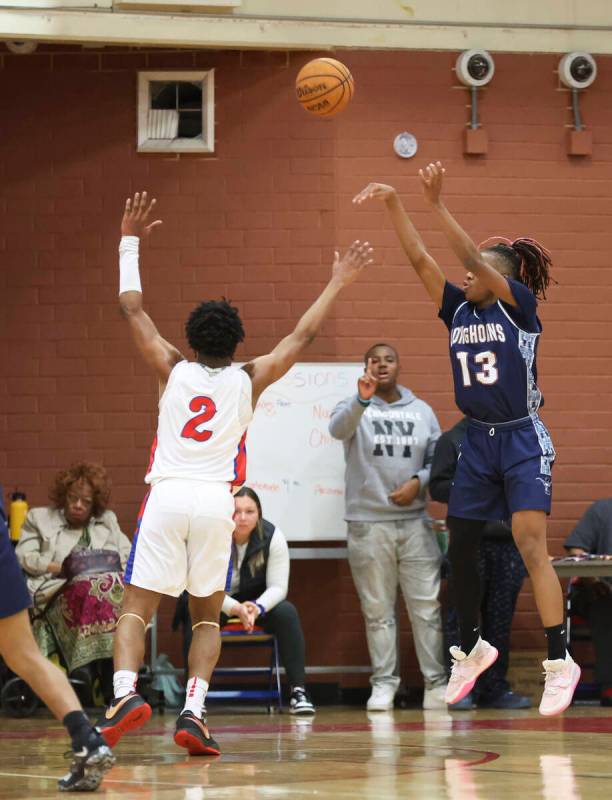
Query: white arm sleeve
119 236 142 294
256 529 290 613
221 594 237 616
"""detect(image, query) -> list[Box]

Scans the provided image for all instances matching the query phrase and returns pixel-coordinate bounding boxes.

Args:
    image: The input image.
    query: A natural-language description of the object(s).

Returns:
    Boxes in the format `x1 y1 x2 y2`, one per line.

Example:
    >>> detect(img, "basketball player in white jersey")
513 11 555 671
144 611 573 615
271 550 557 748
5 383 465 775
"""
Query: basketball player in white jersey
97 192 373 755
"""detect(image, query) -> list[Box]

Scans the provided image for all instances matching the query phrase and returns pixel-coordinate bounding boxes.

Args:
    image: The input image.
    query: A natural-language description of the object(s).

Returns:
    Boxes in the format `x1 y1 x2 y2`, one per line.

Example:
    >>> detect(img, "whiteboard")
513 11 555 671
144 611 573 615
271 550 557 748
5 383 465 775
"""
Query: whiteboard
244 362 363 541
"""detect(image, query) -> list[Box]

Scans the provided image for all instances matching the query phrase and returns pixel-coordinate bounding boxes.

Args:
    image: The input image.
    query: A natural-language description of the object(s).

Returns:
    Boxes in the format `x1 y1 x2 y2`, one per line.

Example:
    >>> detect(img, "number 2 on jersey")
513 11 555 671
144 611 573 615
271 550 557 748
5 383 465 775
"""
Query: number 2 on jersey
456 350 498 387
181 396 217 442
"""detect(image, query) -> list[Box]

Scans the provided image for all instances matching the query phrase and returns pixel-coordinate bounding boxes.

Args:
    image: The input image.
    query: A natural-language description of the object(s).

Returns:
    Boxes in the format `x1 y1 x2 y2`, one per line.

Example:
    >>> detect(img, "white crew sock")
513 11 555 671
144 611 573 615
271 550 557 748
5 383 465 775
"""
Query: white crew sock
182 677 209 719
113 670 138 699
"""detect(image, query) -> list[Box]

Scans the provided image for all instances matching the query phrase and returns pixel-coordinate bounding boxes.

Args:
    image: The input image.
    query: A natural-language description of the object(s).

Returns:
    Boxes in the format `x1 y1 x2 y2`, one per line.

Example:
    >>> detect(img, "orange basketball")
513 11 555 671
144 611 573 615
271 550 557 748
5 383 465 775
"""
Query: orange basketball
295 58 355 117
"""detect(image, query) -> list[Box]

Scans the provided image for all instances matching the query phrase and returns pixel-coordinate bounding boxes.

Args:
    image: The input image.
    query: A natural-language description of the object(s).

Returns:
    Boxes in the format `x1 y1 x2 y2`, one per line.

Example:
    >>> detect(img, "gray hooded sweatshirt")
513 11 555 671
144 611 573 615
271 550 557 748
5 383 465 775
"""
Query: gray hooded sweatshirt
329 386 441 522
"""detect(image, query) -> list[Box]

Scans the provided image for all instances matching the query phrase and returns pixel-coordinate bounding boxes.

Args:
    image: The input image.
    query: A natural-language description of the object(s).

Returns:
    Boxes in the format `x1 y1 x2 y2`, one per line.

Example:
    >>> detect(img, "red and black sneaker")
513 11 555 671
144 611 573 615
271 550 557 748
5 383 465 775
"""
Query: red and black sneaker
174 711 221 756
95 693 152 747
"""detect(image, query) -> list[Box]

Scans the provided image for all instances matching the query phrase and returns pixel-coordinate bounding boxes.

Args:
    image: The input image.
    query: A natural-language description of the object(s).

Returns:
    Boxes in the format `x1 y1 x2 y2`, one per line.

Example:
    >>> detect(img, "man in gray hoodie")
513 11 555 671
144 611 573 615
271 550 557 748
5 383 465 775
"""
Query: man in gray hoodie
329 343 447 710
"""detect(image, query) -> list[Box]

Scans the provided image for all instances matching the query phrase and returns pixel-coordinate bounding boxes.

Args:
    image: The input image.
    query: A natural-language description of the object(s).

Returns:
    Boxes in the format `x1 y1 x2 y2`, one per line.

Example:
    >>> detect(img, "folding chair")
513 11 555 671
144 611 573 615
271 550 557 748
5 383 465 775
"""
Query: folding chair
207 623 282 713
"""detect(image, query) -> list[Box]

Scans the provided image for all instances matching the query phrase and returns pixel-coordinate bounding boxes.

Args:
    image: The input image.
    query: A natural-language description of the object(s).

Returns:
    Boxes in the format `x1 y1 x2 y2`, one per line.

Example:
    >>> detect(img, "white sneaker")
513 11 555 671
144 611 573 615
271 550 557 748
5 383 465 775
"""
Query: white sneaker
445 638 498 704
366 684 396 711
539 653 581 716
423 684 448 709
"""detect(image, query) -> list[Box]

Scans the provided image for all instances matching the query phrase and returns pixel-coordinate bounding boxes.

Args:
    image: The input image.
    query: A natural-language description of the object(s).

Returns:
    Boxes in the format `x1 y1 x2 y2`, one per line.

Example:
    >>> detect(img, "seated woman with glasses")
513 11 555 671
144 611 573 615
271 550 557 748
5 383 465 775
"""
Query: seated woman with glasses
15 463 131 698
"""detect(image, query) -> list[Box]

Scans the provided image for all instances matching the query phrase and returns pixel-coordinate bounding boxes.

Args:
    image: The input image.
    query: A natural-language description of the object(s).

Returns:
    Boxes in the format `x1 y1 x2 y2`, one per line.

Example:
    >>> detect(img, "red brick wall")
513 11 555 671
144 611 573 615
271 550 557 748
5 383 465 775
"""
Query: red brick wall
2 46 611 686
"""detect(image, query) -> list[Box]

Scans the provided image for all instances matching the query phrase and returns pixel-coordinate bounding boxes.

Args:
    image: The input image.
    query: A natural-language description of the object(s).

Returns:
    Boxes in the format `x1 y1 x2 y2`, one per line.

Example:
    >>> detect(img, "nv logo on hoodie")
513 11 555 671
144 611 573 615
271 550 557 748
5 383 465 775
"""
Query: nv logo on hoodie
372 419 416 458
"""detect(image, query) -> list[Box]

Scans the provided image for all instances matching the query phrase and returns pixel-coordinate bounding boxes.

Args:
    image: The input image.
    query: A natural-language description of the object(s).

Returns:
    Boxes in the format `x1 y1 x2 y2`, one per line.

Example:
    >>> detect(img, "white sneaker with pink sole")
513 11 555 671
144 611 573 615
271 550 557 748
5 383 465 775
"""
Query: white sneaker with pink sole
445 638 499 705
539 653 581 716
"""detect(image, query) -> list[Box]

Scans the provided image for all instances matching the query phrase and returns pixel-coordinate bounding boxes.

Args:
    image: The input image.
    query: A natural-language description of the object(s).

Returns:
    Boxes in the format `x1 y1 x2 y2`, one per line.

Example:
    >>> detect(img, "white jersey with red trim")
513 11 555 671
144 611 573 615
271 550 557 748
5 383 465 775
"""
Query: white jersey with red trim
145 360 252 488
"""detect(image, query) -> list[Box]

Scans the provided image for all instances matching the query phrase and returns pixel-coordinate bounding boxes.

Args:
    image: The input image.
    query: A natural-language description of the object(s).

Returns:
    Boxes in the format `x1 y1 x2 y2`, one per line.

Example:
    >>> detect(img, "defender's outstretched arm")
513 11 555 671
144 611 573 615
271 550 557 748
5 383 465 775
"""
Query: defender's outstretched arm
118 192 184 387
244 241 374 405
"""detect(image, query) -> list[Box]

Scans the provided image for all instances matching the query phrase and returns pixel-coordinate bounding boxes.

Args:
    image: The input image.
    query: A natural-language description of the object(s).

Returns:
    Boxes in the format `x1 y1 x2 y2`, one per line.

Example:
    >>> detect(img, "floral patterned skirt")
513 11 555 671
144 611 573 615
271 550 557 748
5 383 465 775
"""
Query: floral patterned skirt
32 572 124 674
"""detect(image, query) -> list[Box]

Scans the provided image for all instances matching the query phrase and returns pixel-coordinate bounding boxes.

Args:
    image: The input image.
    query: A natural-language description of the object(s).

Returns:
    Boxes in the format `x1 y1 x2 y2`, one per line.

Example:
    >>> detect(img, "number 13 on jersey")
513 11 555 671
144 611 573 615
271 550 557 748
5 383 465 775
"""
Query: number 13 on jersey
456 351 498 387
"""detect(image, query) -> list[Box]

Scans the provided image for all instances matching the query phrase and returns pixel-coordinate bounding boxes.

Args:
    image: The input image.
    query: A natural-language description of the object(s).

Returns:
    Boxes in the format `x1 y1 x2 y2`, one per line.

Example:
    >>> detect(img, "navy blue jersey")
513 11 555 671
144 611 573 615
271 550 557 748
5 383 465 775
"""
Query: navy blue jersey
439 279 543 423
0 526 31 619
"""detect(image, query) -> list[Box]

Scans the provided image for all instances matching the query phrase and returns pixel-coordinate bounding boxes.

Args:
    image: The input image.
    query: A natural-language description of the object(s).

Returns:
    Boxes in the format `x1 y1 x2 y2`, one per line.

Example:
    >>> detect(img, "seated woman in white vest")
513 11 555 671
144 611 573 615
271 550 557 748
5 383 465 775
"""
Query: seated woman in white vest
222 486 314 715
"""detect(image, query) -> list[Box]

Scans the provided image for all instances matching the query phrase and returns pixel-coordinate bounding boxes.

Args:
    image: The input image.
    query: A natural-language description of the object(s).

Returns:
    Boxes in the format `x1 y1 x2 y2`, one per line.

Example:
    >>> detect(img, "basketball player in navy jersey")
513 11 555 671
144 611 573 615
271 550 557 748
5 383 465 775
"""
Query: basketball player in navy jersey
97 193 373 755
0 521 115 790
354 162 579 716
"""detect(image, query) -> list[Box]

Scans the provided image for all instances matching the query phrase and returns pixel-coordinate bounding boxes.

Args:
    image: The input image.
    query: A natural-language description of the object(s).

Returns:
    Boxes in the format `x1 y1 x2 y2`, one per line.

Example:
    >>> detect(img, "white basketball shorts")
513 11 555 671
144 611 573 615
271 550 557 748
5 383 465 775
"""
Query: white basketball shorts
125 478 235 597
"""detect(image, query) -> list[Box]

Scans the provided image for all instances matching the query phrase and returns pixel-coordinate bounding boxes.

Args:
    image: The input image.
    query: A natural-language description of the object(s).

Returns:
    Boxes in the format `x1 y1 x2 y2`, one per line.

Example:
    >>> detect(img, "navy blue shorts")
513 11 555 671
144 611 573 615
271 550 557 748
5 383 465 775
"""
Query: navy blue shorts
448 415 555 522
0 528 32 619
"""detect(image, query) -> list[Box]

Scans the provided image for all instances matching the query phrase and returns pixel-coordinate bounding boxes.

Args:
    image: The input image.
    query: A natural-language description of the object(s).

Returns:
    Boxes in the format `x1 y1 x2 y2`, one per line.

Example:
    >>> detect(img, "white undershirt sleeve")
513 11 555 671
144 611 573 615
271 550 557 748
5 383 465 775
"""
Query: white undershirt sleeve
221 594 237 616
119 235 142 294
256 528 290 613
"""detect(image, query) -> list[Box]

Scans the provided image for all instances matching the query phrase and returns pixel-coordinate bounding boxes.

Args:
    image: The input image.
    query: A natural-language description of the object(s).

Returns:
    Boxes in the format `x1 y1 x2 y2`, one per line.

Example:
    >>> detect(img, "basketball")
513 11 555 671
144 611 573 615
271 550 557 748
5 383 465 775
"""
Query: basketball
295 58 354 117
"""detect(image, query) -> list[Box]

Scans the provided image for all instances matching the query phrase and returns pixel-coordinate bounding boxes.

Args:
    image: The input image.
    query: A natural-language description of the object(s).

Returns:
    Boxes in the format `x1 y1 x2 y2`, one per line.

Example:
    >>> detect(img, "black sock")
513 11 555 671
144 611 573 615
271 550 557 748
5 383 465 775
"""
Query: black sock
544 624 567 661
63 711 99 753
460 625 481 656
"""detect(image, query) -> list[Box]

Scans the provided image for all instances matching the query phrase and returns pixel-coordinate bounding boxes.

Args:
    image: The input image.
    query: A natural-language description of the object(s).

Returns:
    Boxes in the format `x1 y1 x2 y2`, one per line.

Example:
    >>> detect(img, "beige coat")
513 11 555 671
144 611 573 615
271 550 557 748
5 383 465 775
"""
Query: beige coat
15 507 132 608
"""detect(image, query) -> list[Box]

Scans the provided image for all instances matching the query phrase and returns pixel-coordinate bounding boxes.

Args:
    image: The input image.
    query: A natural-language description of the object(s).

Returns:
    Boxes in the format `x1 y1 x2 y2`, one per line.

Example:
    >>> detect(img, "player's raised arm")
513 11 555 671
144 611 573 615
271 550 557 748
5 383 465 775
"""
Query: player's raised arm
118 192 184 386
420 161 516 307
353 182 445 307
243 241 373 406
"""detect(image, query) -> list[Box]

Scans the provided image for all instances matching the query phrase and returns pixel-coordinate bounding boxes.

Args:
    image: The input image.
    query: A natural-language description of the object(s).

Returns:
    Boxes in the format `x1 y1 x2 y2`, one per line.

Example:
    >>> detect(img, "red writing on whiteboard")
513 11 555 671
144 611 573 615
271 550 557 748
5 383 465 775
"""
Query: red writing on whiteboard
312 404 332 420
255 400 276 417
314 485 343 496
309 428 334 448
249 481 281 493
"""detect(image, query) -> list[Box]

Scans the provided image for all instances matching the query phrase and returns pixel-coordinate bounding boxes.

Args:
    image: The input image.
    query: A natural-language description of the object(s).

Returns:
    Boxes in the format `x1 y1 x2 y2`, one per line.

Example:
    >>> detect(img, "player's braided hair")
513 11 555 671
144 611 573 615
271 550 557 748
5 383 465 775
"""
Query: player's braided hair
480 237 553 300
185 299 245 359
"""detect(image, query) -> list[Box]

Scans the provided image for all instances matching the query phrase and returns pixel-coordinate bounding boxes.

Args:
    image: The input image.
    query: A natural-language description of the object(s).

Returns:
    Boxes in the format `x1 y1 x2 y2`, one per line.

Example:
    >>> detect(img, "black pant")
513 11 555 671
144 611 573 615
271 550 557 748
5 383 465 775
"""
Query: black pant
176 596 307 689
446 539 527 700
570 584 612 690
222 601 307 689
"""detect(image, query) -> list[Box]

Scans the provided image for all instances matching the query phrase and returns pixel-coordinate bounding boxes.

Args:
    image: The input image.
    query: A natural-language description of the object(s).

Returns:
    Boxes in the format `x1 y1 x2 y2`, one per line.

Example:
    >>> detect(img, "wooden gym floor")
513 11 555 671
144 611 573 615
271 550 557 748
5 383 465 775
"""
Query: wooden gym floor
0 706 610 799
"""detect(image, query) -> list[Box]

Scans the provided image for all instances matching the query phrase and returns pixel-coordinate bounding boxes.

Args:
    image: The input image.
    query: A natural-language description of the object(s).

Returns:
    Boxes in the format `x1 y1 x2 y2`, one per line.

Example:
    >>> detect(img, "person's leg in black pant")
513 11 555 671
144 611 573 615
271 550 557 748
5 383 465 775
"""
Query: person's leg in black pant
584 589 612 704
444 560 478 710
476 540 530 707
261 601 306 687
443 558 460 672
261 600 314 714
447 517 486 654
446 517 505 705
